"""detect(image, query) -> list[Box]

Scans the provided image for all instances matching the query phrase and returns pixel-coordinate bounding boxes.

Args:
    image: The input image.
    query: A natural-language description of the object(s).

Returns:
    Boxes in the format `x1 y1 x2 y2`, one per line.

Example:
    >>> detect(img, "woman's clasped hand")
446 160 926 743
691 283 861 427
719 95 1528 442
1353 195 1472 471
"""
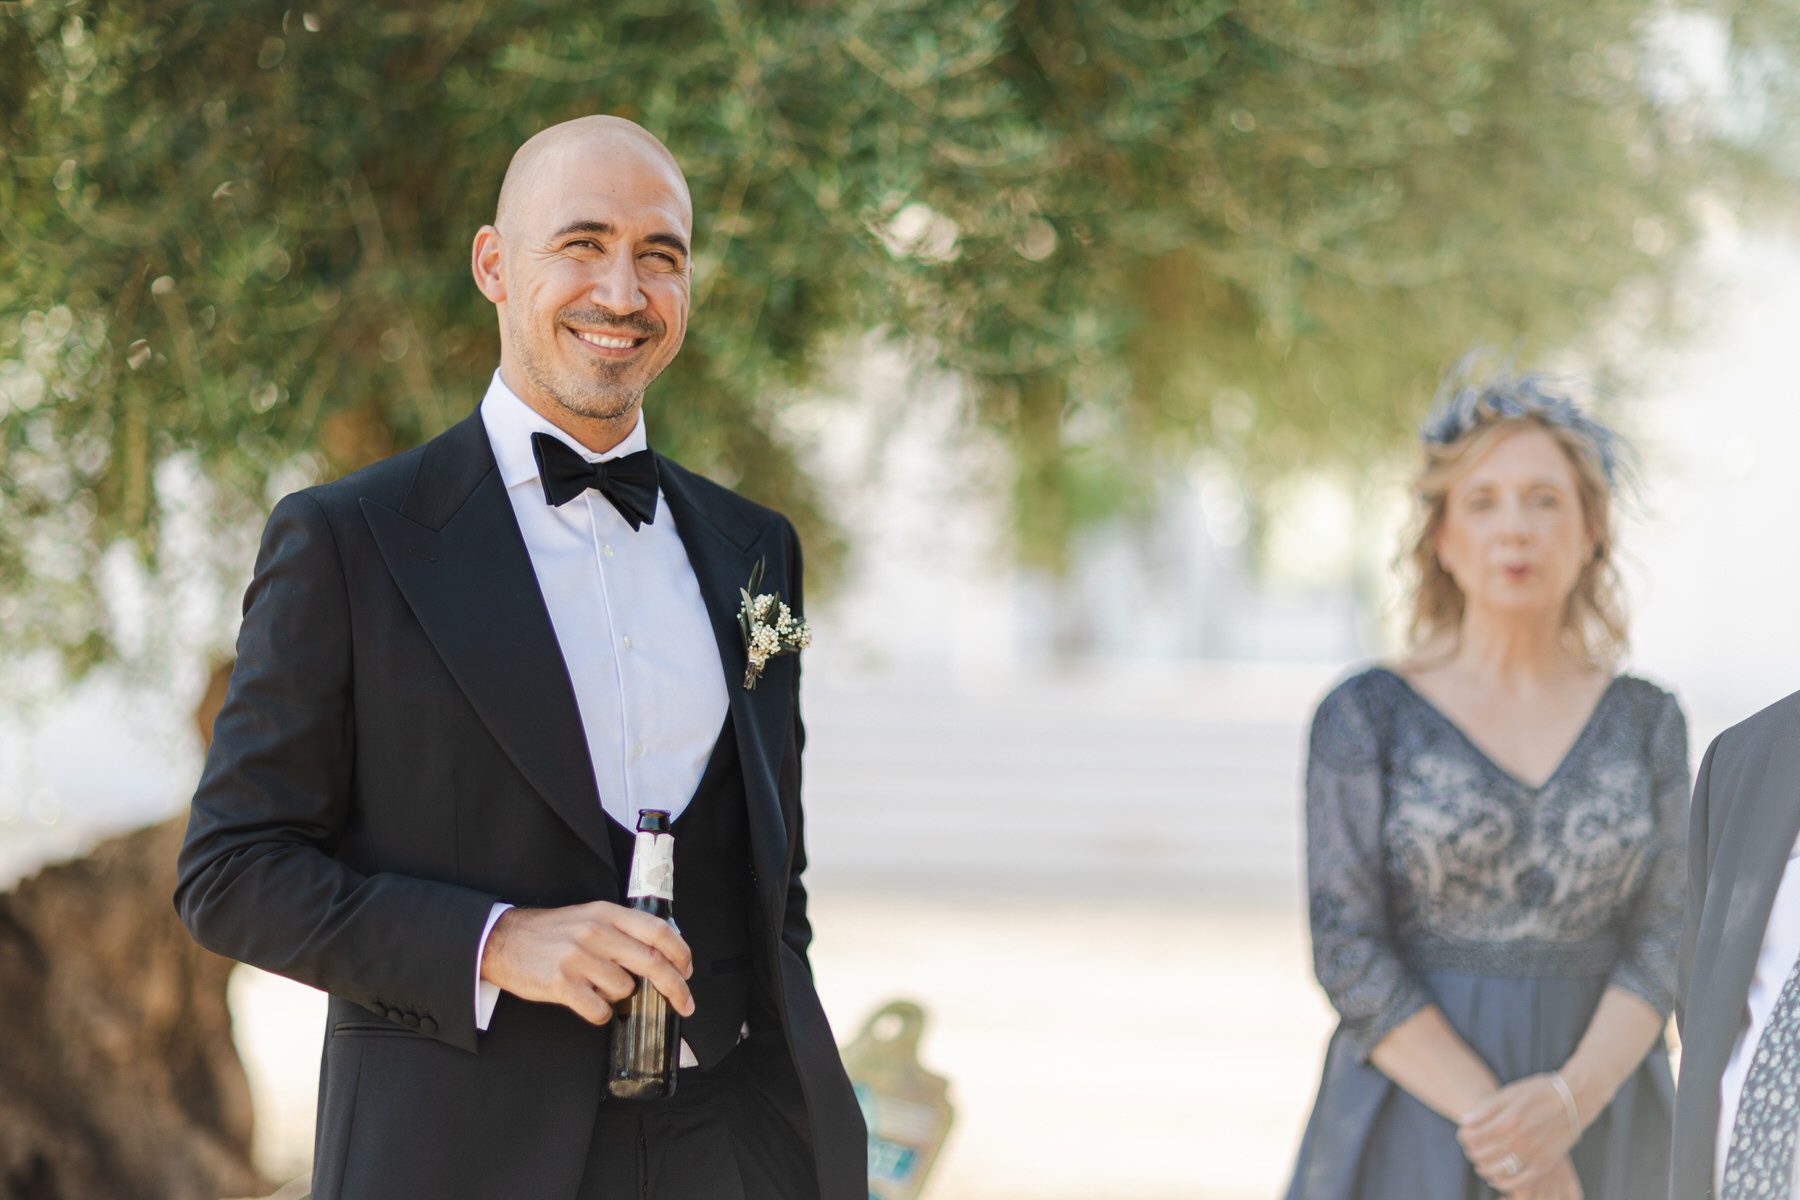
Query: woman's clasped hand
1458 1074 1584 1198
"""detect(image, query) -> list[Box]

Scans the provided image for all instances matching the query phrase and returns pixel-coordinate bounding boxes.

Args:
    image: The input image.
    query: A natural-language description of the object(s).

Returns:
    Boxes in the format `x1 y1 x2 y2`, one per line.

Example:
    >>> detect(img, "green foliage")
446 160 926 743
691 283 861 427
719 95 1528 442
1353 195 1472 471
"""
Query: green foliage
887 2 1800 564
1 0 1795 685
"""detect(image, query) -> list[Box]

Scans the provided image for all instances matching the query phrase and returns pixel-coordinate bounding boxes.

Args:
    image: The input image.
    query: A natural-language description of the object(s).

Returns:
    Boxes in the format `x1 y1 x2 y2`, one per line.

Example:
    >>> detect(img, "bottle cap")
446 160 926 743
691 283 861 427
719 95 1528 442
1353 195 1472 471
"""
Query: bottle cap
628 810 675 901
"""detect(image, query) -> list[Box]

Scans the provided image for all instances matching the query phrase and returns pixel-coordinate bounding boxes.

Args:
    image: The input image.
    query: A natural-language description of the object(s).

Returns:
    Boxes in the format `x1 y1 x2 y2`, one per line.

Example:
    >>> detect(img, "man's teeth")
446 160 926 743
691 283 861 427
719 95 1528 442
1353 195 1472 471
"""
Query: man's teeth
573 330 640 349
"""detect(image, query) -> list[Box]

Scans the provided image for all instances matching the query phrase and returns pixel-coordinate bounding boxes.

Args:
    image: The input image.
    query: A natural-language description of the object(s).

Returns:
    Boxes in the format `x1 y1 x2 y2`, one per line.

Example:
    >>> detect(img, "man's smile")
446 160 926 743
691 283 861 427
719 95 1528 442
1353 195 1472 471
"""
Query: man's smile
566 326 649 358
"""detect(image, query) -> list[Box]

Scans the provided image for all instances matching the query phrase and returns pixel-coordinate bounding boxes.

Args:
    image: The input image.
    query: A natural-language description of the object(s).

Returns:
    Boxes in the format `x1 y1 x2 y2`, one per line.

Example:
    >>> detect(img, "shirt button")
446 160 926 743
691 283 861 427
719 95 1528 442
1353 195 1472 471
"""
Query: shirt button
633 740 646 760
603 543 615 558
622 635 633 651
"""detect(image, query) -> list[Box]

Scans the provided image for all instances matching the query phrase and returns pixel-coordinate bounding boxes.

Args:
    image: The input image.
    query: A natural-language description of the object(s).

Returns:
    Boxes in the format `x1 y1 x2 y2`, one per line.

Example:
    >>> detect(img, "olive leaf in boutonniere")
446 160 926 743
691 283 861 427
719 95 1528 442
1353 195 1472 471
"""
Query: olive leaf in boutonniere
737 556 811 690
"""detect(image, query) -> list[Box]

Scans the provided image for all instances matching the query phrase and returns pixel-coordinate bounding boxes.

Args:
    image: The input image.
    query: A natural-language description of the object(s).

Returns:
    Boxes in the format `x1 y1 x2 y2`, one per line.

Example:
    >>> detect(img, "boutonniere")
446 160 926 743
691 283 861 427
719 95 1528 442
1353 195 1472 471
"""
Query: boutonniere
737 557 811 690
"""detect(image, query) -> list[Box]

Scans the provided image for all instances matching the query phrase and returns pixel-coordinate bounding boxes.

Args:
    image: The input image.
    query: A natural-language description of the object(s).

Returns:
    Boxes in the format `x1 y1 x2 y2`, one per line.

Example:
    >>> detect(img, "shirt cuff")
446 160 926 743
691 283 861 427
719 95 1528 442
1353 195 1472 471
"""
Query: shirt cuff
475 902 513 1032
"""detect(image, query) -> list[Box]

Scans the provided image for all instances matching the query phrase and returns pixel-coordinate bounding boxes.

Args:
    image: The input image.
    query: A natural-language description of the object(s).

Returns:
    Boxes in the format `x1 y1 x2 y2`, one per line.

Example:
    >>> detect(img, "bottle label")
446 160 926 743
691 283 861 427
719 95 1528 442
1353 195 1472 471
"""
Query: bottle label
627 830 674 901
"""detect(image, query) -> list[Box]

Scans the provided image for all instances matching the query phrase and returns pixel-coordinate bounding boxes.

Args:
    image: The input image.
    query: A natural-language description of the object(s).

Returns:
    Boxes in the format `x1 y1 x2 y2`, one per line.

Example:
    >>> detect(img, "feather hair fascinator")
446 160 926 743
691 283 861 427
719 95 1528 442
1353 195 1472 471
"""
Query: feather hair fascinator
1420 351 1634 495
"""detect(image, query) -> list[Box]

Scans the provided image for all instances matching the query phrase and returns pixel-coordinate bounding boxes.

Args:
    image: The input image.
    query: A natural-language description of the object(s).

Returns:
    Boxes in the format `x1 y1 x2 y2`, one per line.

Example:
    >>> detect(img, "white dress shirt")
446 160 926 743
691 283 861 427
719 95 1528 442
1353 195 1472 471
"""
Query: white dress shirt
471 373 730 1041
1715 825 1800 1195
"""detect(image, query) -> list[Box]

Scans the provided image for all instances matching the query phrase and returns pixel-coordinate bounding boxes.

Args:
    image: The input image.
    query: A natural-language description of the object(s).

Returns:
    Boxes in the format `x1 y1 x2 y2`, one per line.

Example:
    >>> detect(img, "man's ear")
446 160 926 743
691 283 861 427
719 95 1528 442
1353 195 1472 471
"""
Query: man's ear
471 226 506 303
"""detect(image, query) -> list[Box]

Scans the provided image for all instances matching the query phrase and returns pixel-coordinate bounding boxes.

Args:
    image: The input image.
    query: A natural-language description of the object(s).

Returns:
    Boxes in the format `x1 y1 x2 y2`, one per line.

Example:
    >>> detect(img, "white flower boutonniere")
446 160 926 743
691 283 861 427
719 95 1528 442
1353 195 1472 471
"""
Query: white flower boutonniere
737 557 811 690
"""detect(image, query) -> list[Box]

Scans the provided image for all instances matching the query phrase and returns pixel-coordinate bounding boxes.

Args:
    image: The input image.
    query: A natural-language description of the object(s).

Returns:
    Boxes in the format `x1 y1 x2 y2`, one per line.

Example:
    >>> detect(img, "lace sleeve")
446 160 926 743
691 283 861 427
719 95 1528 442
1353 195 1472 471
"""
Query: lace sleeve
1606 692 1690 1017
1304 676 1432 1060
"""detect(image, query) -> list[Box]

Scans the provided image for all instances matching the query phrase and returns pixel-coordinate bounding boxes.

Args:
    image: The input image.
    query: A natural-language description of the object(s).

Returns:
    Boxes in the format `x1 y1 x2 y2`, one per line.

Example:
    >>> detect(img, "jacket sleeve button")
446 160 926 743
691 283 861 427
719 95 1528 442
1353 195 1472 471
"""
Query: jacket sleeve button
402 1012 421 1028
420 1016 439 1034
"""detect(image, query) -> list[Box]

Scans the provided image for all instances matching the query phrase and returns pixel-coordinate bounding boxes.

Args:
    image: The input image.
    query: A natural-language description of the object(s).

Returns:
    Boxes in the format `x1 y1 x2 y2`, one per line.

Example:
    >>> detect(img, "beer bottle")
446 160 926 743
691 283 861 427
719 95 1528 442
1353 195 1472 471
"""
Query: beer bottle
606 809 680 1099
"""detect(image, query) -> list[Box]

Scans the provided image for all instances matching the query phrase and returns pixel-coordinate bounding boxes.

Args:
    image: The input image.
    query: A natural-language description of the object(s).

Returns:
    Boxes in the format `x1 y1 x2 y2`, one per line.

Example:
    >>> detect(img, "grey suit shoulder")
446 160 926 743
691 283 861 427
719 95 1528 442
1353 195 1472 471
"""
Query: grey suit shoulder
1671 686 1800 1199
1708 687 1800 766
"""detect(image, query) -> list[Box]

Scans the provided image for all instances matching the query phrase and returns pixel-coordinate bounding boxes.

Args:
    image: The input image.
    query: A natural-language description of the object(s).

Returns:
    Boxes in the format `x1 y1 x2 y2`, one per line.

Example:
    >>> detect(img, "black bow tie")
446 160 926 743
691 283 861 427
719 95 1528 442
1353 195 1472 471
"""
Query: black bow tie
530 432 660 530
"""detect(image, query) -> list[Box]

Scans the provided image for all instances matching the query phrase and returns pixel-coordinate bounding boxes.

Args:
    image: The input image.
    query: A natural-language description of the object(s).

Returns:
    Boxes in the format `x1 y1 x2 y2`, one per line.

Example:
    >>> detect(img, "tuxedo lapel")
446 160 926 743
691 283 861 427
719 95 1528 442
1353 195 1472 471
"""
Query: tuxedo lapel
360 413 617 879
657 461 793 914
1690 722 1800 1087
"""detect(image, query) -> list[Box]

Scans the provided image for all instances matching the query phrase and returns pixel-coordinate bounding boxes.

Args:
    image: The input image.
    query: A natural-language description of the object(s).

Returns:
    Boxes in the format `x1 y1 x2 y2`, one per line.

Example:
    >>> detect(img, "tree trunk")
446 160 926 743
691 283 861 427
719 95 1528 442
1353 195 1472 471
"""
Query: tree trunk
0 657 264 1200
0 818 264 1200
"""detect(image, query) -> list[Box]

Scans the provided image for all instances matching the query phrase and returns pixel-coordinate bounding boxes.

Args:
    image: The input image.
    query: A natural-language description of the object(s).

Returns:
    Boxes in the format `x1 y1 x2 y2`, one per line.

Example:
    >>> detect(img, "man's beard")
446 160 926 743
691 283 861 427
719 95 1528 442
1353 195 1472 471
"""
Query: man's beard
511 306 662 422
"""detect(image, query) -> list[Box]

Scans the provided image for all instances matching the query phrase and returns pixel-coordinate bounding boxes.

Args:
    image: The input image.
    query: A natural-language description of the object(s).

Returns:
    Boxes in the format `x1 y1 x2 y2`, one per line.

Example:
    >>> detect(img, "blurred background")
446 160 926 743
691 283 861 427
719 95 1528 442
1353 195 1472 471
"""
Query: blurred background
7 2 1800 1198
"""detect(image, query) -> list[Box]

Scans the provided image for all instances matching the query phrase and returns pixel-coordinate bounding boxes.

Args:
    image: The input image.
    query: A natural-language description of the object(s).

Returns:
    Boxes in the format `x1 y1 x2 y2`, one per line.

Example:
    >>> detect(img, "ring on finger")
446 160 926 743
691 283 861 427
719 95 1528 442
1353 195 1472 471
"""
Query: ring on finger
1499 1152 1524 1178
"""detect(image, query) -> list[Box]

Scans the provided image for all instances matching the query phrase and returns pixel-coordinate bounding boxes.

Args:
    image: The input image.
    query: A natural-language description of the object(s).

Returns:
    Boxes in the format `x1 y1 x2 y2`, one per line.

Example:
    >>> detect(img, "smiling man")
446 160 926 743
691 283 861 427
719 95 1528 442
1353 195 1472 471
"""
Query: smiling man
486 119 692 441
175 116 866 1200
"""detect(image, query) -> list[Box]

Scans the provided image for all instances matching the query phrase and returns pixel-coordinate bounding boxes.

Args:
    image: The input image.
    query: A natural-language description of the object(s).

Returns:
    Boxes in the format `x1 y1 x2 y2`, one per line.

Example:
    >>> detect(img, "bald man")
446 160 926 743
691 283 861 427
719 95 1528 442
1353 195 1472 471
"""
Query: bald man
175 117 867 1200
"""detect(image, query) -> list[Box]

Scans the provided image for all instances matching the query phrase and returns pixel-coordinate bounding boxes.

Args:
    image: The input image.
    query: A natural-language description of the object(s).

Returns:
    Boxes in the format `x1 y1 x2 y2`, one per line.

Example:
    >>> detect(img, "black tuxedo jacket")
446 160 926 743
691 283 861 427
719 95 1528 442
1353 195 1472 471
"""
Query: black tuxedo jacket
1673 689 1800 1199
175 408 865 1199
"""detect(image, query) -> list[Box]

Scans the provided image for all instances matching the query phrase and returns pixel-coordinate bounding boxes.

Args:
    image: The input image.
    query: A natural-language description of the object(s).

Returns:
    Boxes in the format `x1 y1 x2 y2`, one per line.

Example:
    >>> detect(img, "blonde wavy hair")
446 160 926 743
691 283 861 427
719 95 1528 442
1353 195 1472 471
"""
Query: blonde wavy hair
1403 377 1629 669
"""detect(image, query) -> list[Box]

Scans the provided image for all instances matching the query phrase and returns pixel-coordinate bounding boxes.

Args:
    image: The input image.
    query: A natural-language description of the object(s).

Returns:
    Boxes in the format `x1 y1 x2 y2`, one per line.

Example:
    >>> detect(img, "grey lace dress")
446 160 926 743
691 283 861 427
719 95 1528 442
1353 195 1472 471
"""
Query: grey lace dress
1284 666 1688 1200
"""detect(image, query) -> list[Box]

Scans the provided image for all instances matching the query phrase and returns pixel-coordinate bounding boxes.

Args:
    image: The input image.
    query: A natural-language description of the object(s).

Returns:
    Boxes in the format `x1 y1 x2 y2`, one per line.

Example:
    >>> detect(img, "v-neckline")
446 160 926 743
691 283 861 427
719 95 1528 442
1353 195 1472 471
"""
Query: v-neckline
1376 666 1624 794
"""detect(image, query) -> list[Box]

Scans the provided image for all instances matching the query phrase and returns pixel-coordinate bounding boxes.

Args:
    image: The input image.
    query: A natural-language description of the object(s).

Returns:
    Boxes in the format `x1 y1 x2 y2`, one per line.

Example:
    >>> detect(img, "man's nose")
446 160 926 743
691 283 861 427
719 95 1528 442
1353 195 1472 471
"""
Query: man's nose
587 251 646 314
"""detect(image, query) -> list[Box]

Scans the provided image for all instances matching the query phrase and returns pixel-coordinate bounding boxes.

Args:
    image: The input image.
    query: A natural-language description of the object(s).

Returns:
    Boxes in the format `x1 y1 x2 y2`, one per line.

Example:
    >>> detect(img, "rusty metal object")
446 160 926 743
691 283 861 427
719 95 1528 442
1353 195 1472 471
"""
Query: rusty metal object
843 999 955 1200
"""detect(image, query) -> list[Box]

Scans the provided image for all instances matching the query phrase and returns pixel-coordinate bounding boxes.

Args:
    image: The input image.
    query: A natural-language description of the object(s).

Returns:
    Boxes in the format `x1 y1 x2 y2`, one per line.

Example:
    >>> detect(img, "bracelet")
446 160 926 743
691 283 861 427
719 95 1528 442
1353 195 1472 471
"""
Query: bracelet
1550 1071 1582 1141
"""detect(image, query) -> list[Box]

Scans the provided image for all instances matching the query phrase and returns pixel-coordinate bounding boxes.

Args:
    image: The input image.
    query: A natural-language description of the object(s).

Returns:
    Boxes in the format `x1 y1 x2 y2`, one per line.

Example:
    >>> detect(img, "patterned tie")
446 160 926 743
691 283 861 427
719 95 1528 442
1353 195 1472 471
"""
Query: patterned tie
1723 954 1800 1198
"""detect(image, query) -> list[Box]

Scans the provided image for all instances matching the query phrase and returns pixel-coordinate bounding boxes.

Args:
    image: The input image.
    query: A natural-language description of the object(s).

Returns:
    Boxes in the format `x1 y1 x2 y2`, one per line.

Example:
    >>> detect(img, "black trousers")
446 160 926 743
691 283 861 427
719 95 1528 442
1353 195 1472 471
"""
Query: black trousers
576 1048 819 1200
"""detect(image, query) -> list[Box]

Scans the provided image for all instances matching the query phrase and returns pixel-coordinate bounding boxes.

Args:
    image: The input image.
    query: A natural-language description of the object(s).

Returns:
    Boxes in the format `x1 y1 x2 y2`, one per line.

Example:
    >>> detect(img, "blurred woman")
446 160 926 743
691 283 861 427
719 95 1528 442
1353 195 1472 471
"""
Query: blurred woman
1284 365 1687 1200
